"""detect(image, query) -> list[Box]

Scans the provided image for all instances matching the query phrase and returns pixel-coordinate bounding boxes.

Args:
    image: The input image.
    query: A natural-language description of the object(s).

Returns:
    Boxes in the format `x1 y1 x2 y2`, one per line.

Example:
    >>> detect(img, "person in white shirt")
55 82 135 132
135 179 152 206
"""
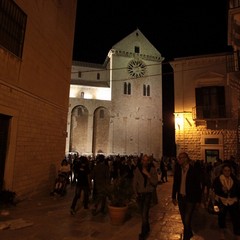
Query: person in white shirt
212 163 240 240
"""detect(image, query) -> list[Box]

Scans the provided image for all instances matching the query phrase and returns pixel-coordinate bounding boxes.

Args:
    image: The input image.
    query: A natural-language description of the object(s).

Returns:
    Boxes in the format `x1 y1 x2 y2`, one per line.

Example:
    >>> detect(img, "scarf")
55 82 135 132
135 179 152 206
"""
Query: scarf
216 174 238 206
219 174 233 191
139 164 151 188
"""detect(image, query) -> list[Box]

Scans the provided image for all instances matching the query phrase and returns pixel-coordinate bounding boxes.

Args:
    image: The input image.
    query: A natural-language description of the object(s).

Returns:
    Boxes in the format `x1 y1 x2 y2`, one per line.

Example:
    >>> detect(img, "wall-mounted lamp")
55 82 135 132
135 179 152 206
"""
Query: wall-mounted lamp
175 113 184 130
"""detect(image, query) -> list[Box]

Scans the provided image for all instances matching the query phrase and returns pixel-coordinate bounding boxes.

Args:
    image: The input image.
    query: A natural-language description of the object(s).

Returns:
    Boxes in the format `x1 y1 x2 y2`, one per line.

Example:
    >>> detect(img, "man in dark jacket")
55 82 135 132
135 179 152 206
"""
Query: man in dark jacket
91 154 110 215
70 156 91 215
172 152 202 240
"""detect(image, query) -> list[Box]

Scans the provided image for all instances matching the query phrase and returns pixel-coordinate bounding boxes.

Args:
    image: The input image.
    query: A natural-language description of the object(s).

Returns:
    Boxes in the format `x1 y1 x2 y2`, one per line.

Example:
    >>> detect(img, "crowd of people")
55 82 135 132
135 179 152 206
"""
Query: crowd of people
52 152 240 240
172 153 240 240
61 153 159 240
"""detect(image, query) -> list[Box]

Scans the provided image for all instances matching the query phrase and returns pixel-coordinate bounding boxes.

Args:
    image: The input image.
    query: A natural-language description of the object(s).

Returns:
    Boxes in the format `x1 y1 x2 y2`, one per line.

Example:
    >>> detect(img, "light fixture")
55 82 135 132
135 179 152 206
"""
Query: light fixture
175 113 184 130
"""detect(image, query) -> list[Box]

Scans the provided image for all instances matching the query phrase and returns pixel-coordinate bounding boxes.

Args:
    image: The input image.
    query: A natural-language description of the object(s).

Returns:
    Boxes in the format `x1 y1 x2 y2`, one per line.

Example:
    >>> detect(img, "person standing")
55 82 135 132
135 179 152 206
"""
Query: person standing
160 156 168 183
212 163 240 240
171 152 202 240
70 156 91 215
133 154 158 240
71 154 80 185
91 154 110 215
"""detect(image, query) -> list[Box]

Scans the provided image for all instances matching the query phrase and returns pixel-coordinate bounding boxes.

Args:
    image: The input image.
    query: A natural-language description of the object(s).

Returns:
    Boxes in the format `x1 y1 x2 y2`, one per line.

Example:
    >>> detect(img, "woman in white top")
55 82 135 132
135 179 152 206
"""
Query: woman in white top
212 163 240 240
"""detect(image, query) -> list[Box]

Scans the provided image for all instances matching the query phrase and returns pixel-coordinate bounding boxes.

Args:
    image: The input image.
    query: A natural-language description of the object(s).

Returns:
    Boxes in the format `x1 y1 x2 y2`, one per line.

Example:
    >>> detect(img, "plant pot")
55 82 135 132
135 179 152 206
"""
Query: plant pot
108 205 128 225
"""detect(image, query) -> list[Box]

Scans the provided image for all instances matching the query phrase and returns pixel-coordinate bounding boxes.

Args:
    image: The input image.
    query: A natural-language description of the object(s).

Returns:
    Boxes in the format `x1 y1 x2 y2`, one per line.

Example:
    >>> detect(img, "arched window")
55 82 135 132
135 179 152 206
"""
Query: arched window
143 84 146 96
97 73 100 80
147 85 150 96
128 83 131 95
124 82 127 94
124 82 131 95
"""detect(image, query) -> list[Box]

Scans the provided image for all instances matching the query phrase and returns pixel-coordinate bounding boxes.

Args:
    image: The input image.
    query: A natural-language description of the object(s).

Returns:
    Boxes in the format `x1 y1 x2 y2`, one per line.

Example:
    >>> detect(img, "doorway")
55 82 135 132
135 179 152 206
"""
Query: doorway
205 149 219 164
0 114 10 190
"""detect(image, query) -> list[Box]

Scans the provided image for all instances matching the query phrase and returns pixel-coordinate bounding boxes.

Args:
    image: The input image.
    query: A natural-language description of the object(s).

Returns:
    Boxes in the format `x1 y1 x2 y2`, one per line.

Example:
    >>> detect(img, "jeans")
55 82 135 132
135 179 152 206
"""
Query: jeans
92 188 107 213
218 201 240 236
138 192 152 237
71 184 89 210
178 194 196 240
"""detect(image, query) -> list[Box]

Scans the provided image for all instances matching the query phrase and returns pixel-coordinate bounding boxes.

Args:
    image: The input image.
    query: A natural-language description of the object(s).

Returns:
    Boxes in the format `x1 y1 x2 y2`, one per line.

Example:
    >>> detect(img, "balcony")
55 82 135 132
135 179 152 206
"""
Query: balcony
229 0 240 9
192 105 231 120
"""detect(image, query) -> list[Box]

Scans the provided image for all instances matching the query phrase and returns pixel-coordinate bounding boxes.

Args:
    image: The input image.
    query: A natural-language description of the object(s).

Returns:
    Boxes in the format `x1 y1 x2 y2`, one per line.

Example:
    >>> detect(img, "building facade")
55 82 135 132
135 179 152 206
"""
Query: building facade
0 0 77 197
171 53 238 162
228 0 240 159
170 0 240 163
67 29 164 160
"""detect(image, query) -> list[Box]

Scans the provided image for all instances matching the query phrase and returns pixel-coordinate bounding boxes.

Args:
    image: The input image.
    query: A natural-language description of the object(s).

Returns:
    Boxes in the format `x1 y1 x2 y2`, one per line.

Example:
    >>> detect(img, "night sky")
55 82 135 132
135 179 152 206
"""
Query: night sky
72 0 233 156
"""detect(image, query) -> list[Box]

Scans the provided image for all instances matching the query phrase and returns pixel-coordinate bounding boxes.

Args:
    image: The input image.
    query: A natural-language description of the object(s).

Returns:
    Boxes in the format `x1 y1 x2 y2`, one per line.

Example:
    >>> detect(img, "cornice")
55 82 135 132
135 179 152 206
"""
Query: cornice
71 79 109 87
170 53 229 68
110 49 163 62
72 61 105 69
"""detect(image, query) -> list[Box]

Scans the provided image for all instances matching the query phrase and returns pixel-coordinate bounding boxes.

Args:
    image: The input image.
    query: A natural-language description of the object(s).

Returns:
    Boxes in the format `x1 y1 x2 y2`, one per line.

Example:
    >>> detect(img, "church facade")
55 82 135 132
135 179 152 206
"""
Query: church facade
66 29 164 160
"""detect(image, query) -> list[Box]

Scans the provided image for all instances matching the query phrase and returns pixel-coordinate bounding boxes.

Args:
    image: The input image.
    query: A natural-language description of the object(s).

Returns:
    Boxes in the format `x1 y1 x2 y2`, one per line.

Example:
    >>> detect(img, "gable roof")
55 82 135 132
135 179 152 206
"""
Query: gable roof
110 29 163 61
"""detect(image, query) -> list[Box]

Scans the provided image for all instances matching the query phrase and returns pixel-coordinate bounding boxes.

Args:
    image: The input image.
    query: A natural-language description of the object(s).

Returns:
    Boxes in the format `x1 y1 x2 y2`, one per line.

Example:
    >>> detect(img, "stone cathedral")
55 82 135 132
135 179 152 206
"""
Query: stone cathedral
66 29 164 160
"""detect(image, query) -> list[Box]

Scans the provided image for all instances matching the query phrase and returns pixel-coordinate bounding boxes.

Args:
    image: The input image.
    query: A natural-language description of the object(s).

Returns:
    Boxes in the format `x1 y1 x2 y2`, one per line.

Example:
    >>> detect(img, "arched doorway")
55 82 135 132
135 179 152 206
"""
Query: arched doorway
92 107 110 156
0 114 10 190
69 105 88 154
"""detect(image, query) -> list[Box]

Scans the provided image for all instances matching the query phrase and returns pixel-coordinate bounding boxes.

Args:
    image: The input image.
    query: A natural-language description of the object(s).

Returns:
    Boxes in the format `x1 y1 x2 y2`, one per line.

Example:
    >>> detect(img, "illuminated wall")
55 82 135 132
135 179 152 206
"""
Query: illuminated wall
67 29 164 159
0 0 77 196
171 53 237 161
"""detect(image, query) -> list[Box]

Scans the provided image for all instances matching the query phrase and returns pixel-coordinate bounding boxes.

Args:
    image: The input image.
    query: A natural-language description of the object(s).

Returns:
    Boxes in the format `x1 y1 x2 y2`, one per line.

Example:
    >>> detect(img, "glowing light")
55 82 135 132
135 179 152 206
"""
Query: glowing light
175 113 184 130
69 85 111 100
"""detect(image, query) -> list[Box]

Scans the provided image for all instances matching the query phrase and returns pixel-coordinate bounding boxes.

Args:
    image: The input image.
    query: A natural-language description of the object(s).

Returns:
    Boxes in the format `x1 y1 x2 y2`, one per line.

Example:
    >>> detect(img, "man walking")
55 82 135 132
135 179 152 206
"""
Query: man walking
70 156 91 215
172 152 202 240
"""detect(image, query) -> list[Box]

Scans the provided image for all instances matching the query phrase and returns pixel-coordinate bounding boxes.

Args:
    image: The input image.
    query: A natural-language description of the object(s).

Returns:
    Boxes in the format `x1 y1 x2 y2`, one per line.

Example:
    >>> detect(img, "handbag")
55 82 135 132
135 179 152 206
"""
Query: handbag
207 199 220 215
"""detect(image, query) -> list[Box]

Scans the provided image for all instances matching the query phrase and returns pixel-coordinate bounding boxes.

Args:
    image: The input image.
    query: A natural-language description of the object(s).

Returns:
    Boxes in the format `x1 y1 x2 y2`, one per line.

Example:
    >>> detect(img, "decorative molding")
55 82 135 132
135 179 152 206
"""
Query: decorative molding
112 50 163 62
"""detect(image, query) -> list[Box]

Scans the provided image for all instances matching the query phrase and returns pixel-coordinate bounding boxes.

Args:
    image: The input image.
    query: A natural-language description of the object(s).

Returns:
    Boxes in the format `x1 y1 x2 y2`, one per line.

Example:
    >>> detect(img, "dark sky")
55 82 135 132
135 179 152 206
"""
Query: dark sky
73 0 232 63
72 0 232 157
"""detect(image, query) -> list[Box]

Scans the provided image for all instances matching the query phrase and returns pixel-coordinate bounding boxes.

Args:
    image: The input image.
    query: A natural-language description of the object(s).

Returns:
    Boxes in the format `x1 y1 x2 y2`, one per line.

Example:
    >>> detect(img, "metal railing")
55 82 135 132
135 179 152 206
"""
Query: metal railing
192 105 231 120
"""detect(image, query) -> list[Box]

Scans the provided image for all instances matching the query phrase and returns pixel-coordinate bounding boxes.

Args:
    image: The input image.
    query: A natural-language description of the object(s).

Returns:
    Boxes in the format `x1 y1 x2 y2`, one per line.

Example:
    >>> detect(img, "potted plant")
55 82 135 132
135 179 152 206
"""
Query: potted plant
107 173 133 225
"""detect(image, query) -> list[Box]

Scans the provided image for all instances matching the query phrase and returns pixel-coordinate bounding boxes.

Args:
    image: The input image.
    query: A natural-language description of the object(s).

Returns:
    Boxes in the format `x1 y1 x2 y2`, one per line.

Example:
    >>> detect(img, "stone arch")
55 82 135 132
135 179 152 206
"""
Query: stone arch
92 107 110 156
70 105 89 154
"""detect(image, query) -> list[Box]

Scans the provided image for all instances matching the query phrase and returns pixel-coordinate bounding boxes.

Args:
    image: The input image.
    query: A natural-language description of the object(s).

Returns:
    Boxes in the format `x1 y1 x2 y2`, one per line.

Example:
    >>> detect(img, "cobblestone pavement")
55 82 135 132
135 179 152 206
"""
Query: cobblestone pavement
0 175 236 240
